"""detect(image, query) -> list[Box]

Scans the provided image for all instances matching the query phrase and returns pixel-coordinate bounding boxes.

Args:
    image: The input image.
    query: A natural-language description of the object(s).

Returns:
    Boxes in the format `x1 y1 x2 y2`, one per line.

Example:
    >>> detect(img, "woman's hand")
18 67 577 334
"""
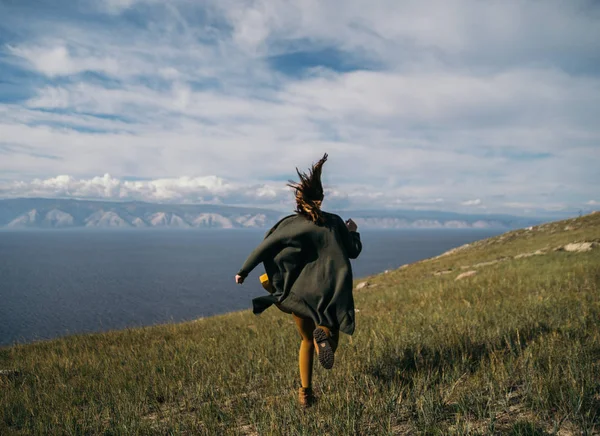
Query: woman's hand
345 218 358 232
235 274 245 284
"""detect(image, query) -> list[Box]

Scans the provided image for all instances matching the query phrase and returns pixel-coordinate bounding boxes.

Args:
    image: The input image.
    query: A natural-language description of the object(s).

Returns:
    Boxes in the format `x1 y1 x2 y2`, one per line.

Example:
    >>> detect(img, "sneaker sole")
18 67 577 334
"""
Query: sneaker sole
313 328 334 370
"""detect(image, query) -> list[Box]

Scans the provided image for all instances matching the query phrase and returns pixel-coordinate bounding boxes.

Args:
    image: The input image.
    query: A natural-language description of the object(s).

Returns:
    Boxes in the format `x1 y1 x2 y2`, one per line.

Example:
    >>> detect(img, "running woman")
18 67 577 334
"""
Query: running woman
235 153 362 407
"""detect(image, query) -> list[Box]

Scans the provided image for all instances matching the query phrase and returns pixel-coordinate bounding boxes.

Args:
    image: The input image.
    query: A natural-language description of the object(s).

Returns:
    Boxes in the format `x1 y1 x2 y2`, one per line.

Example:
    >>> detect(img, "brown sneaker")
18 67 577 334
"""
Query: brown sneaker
298 387 316 408
313 327 335 369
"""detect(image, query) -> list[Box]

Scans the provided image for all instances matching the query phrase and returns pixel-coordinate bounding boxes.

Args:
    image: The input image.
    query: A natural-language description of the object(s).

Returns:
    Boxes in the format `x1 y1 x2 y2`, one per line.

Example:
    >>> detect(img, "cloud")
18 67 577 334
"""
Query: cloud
0 173 346 211
0 0 598 216
0 173 414 209
461 199 482 206
0 174 580 217
215 0 600 72
7 45 124 78
0 174 289 206
99 0 158 14
586 200 599 206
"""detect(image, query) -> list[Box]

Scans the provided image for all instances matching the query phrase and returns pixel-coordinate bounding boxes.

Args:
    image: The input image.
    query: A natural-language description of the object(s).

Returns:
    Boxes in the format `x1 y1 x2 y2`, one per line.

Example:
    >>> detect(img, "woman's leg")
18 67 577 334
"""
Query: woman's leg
314 325 339 352
293 313 316 388
313 325 339 369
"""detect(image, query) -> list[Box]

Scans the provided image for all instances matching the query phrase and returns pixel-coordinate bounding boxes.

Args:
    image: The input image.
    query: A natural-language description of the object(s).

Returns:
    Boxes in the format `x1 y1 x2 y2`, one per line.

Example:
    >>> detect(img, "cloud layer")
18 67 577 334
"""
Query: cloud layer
1 0 599 216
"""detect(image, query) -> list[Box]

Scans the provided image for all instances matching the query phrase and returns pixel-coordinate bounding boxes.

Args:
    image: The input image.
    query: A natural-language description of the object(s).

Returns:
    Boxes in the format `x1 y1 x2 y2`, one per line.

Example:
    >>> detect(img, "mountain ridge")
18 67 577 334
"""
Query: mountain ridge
0 197 547 230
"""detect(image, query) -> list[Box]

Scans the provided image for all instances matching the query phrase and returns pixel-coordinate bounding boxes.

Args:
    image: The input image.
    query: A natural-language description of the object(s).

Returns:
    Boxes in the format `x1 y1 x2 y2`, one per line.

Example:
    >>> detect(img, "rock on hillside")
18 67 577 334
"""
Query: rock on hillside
559 242 598 252
455 270 477 280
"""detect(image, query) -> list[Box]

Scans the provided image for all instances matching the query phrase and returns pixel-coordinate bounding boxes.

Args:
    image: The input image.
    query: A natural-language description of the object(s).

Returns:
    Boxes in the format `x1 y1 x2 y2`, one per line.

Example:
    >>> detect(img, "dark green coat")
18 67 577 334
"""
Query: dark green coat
237 212 362 335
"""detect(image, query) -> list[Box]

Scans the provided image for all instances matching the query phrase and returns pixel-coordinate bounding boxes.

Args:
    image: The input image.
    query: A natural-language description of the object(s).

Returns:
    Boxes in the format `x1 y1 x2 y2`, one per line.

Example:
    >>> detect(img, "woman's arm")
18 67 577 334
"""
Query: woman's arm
236 231 285 278
338 216 362 259
236 215 296 280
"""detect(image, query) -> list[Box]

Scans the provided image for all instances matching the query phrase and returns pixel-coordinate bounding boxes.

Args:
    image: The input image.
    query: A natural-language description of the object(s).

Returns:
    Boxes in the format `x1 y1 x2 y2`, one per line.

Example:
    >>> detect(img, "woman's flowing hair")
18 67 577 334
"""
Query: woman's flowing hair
287 153 328 225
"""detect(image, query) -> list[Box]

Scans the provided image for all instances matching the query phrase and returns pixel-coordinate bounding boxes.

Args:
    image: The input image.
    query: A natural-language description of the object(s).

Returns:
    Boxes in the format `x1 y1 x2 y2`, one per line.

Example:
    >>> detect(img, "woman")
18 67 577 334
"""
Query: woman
234 153 362 407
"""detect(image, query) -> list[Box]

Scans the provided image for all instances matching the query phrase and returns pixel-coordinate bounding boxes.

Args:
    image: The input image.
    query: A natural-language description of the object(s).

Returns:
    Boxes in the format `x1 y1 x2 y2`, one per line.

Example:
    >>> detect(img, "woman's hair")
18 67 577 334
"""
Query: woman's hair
287 153 328 225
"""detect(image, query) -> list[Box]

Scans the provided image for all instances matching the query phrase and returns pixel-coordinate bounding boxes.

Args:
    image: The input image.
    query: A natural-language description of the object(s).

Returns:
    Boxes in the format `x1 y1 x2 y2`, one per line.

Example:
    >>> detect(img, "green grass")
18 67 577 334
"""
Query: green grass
1 213 600 435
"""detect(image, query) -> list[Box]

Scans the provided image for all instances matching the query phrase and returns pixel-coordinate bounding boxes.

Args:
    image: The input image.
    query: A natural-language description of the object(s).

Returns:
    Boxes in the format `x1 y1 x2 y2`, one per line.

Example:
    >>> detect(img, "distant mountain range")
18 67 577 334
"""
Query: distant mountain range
0 198 546 230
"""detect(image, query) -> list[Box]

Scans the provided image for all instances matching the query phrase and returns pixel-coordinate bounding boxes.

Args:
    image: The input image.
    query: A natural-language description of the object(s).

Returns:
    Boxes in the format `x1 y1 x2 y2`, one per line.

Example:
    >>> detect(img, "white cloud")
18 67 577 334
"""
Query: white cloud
586 200 599 206
0 174 394 211
0 174 283 205
215 0 600 70
0 174 581 216
0 0 598 216
8 45 125 78
99 0 160 14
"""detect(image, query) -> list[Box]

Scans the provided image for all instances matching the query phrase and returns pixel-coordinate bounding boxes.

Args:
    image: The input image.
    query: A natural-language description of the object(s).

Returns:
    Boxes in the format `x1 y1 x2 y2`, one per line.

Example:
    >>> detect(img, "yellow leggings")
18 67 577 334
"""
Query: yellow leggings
292 314 339 388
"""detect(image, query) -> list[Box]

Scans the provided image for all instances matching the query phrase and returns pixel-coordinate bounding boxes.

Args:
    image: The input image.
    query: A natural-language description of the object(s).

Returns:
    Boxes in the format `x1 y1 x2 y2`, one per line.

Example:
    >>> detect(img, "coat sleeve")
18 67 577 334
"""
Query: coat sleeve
337 216 362 259
236 218 294 278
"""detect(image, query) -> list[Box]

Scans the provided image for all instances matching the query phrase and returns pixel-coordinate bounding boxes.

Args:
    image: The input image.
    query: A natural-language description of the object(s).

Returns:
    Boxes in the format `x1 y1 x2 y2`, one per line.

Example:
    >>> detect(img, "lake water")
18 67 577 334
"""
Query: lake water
0 228 502 347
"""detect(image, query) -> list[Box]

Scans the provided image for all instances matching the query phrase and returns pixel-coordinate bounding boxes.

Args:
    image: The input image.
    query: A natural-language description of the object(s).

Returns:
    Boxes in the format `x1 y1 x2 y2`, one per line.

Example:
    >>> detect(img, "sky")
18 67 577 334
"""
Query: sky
0 0 599 216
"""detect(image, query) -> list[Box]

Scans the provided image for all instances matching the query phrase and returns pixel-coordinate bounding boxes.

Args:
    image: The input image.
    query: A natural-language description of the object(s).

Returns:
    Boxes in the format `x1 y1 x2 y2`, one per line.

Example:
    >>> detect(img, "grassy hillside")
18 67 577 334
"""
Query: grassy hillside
1 212 599 435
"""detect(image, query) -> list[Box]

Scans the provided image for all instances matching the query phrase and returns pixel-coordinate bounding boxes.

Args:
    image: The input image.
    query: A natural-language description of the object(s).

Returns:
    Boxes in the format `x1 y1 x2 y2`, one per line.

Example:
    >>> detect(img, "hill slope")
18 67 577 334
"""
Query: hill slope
1 213 599 434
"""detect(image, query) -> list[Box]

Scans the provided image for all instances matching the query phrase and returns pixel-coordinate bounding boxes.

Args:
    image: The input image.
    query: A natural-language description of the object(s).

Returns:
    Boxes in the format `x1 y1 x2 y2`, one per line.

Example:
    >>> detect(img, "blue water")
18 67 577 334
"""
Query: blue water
0 229 502 346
